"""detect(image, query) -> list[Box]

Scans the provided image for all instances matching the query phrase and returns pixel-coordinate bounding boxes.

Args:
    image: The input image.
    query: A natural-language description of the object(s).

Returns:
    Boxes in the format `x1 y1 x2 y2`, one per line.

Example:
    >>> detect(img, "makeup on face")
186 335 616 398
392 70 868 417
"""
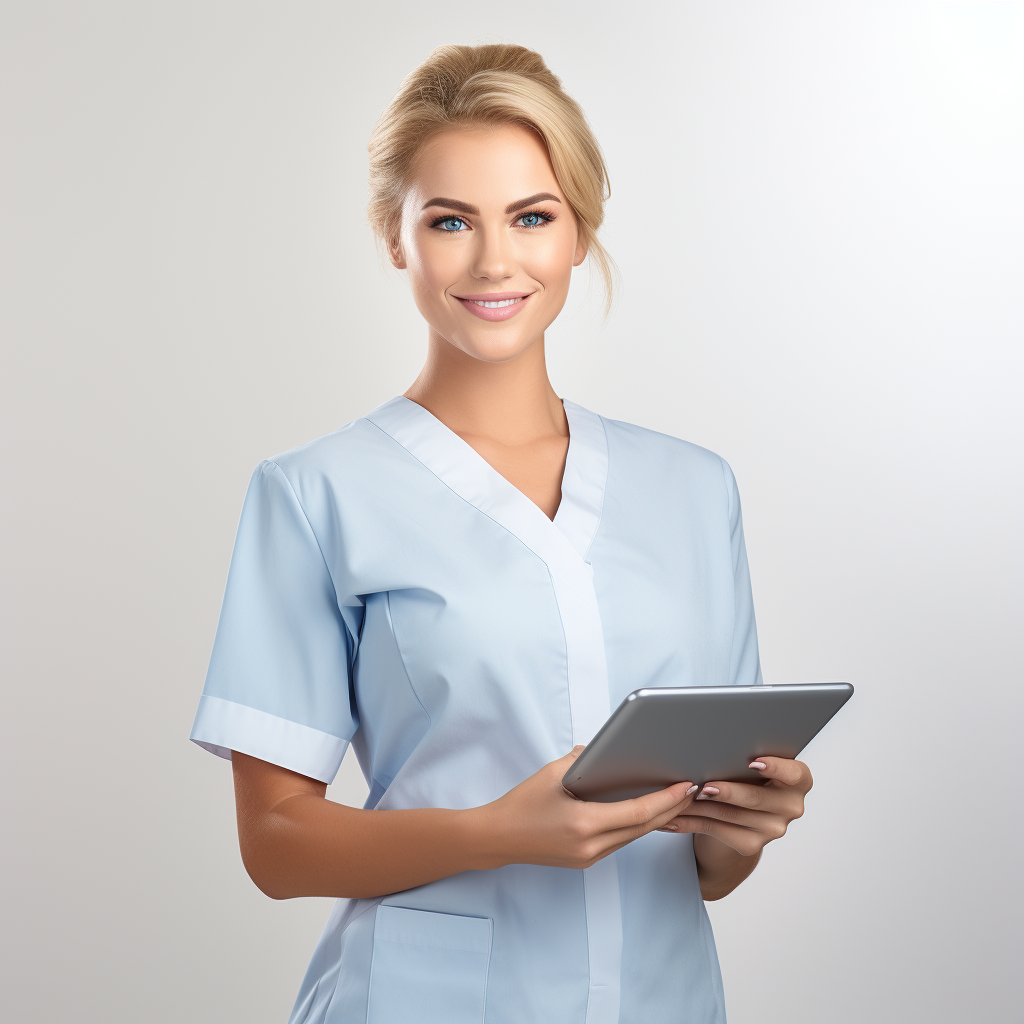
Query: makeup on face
419 191 560 326
398 125 582 359
421 192 562 217
452 291 534 322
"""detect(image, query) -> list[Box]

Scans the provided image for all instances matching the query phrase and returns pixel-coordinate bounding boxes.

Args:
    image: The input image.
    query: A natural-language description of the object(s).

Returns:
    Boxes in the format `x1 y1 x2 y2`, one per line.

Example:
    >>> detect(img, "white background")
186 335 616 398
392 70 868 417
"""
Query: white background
2 2 1021 1021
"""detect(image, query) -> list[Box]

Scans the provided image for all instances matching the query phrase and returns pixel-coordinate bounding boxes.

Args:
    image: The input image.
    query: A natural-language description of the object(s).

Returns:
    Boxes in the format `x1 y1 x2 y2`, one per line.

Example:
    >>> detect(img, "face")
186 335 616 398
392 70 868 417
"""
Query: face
390 123 588 363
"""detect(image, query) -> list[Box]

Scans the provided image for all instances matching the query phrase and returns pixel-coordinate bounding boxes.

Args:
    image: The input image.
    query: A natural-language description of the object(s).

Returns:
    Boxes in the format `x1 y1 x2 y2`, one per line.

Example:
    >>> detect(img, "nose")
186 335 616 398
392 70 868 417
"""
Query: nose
469 222 517 282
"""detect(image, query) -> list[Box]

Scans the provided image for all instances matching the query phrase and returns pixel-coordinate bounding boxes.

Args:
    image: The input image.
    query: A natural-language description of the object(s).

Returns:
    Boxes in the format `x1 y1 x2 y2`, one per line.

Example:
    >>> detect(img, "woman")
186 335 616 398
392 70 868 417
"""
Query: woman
190 44 812 1024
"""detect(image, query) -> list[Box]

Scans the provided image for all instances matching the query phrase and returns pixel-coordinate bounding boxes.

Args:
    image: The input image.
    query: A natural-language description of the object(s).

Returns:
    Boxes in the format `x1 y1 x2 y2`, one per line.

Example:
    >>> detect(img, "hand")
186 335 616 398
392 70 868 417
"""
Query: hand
658 756 812 858
478 746 698 870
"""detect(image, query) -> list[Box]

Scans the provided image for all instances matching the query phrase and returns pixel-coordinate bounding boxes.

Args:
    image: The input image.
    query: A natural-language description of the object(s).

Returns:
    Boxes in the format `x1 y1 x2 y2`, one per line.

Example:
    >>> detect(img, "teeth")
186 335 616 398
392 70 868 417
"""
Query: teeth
472 297 523 308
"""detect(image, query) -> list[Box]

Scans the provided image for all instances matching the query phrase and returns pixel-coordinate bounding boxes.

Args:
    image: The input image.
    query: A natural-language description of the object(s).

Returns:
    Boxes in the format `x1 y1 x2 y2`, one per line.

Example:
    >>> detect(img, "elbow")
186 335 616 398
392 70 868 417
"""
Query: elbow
238 839 295 901
253 876 292 901
697 877 725 902
700 887 730 902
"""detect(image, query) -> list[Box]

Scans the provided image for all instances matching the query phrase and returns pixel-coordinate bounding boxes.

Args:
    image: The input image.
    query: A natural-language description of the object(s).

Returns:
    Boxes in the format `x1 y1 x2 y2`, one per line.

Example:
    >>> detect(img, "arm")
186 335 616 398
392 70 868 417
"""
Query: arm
231 751 484 899
693 835 762 901
231 747 699 900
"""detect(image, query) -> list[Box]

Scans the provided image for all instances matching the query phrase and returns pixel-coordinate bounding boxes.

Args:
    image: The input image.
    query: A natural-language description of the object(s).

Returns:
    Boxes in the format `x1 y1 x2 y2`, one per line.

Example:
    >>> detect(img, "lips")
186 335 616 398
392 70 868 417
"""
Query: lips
453 292 533 323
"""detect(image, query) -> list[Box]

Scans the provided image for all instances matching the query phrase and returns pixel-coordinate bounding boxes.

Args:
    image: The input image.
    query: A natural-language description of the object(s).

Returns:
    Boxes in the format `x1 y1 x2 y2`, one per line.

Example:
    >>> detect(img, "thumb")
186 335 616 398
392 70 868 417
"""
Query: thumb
565 744 586 761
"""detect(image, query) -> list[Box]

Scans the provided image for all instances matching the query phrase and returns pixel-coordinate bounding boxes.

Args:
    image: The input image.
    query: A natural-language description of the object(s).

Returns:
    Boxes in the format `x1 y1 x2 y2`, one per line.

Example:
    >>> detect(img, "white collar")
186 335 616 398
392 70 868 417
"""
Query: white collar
365 395 608 573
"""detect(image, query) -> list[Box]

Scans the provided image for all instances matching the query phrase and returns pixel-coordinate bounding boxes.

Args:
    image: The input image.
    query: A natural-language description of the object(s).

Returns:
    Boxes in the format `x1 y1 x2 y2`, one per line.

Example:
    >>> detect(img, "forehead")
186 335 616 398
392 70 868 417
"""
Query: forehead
406 124 562 207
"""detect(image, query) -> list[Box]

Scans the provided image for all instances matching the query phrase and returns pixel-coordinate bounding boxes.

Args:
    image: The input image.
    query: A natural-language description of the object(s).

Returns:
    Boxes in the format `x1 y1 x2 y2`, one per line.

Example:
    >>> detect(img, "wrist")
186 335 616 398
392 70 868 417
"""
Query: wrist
693 833 761 900
456 801 513 872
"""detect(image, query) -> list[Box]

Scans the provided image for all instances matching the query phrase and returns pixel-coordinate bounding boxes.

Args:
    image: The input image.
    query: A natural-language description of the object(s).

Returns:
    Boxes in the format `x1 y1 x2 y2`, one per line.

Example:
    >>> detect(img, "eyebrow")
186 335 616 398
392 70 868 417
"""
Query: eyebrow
421 192 562 215
506 193 561 214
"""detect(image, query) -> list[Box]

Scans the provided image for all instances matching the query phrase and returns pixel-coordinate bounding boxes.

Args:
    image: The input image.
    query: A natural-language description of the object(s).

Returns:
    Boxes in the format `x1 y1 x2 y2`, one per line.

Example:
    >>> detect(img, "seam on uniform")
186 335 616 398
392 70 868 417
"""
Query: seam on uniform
582 415 612 564
320 899 384 1024
480 919 494 1021
364 904 382 1024
384 590 433 728
290 977 320 1024
718 455 743 578
264 459 360 657
717 455 735 530
697 897 728 1022
716 455 741 683
581 866 596 1024
544 563 575 748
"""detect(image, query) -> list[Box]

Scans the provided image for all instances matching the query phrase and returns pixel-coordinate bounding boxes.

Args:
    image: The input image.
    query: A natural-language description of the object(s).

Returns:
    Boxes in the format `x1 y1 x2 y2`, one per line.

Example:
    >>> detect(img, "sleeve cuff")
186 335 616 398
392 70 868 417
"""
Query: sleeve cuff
189 694 349 784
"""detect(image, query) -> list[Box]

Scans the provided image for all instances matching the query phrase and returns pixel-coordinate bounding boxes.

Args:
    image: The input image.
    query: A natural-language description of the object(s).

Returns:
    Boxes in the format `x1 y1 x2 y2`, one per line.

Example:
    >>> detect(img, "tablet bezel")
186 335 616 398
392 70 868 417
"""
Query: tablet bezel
561 682 853 803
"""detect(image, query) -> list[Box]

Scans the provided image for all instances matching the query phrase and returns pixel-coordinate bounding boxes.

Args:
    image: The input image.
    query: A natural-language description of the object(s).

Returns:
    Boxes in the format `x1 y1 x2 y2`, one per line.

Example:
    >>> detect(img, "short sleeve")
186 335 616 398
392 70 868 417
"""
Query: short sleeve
189 460 357 783
719 457 764 688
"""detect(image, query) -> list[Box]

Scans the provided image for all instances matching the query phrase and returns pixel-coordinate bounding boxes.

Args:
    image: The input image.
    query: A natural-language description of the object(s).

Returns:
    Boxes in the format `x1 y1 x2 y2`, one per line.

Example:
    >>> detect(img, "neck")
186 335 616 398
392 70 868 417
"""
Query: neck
404 329 567 446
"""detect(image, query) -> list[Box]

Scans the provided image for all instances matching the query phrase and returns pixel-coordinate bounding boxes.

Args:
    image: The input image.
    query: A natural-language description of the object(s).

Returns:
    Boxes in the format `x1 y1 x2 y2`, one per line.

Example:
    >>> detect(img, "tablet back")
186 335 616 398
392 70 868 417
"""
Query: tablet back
562 682 853 802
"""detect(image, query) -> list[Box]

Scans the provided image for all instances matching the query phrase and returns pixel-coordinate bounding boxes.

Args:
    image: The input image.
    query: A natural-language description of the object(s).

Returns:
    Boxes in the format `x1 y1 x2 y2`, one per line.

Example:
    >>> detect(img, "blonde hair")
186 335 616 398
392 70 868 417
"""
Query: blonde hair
367 43 618 320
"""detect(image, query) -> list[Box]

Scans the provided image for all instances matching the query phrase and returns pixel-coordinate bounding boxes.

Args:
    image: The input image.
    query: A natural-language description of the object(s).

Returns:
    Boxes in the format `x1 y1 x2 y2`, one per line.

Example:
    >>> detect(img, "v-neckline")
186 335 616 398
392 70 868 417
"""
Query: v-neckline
365 394 609 571
406 396 570 524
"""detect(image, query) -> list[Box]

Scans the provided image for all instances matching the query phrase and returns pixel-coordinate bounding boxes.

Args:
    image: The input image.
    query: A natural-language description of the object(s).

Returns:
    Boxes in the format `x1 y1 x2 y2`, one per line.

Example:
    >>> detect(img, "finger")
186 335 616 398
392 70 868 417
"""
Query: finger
592 781 698 831
694 780 804 817
556 746 588 781
671 802 789 839
600 792 698 846
667 816 766 858
557 747 591 799
694 780 770 810
749 756 812 790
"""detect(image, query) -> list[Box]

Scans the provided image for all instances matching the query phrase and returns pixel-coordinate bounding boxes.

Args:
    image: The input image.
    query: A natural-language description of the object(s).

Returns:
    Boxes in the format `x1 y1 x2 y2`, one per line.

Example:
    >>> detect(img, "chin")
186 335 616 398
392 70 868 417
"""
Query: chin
456 330 540 363
431 312 544 362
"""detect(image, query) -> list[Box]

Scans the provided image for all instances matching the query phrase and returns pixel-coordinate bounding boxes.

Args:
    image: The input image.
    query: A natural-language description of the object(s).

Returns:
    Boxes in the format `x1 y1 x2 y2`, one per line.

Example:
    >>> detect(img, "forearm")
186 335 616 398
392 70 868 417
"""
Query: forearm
242 794 502 900
693 833 761 901
233 748 699 901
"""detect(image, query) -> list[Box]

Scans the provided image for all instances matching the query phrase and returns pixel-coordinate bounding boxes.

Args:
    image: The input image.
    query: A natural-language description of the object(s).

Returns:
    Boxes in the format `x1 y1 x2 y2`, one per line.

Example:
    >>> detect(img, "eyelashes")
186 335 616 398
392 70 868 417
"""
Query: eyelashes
429 209 556 232
515 210 555 230
430 215 467 231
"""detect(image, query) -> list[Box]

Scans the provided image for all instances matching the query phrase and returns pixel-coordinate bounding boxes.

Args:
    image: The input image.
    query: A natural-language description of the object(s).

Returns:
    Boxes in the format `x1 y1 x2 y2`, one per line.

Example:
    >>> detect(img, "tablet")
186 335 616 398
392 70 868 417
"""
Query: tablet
561 682 853 802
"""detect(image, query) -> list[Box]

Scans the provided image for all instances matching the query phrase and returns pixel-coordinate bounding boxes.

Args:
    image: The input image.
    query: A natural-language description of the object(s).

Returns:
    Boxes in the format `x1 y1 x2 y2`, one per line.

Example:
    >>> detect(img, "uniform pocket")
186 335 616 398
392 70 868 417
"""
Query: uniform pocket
366 905 492 1024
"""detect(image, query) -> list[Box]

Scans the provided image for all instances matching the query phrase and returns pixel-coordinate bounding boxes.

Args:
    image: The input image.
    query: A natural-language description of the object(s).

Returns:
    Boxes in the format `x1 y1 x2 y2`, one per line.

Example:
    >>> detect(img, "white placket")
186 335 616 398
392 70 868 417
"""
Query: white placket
366 396 622 1024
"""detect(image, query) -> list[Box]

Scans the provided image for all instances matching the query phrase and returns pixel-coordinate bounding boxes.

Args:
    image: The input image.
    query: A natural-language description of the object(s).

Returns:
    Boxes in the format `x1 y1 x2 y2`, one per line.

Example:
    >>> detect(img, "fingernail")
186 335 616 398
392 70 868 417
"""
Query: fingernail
685 785 698 795
701 785 719 796
749 761 767 770
660 824 678 832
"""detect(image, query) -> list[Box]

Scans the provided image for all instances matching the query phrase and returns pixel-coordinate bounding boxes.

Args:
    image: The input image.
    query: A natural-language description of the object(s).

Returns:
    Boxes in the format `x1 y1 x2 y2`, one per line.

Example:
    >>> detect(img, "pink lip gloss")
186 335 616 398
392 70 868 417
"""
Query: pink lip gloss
455 294 532 322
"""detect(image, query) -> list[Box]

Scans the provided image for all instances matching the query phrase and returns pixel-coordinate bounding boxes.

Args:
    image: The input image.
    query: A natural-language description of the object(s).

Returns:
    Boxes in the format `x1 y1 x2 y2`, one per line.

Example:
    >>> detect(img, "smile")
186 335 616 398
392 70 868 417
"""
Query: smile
454 292 533 322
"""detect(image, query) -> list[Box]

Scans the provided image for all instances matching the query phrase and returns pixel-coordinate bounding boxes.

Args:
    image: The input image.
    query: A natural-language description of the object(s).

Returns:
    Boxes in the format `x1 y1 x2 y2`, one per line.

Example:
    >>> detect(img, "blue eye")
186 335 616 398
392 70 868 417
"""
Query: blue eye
517 210 554 229
432 215 467 232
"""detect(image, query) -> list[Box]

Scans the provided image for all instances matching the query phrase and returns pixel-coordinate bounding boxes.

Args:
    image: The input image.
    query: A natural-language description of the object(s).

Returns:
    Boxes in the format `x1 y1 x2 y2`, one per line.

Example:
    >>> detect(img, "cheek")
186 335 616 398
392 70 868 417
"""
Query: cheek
525 227 578 289
408 231 463 296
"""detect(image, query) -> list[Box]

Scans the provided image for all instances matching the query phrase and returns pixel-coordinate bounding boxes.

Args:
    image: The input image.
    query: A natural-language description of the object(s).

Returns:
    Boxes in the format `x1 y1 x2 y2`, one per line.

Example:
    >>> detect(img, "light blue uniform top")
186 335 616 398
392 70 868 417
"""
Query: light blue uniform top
190 395 762 1024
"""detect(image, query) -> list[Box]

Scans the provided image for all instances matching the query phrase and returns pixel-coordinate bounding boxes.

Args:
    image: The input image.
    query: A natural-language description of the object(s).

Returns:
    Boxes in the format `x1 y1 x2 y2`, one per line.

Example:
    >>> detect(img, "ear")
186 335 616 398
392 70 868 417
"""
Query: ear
572 233 589 268
387 234 407 270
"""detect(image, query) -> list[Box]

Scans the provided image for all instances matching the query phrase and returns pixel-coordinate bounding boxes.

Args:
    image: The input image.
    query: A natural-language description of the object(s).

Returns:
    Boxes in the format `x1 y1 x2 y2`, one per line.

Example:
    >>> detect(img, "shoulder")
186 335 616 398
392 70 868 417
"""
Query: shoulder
593 410 740 523
265 415 391 478
598 411 732 479
247 406 415 518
